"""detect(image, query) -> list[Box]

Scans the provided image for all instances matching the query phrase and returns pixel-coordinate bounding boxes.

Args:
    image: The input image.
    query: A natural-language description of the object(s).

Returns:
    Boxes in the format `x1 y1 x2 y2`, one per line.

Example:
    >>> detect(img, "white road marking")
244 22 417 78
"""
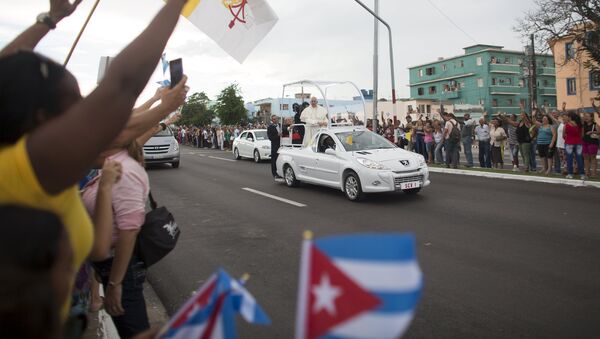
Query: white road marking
208 156 236 162
242 188 307 207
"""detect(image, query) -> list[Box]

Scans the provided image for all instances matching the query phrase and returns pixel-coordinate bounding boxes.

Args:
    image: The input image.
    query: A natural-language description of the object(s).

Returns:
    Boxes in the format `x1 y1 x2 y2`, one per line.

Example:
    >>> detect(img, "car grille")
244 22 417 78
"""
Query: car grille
143 144 170 155
394 175 423 187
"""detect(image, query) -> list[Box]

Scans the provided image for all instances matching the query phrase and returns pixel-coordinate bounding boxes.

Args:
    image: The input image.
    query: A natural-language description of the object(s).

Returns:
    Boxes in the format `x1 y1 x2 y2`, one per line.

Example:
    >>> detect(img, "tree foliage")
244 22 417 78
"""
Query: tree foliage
515 0 600 72
180 92 215 126
215 83 247 125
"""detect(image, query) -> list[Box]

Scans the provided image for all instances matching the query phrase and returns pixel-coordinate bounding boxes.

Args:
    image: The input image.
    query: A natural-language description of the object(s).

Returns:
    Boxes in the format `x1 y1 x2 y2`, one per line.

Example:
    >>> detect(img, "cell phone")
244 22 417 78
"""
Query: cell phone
169 58 183 88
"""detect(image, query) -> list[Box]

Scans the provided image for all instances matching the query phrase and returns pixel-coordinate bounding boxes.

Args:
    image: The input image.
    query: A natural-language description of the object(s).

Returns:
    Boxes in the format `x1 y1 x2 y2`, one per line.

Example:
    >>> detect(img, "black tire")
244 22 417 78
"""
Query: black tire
403 188 421 195
233 148 241 160
253 149 261 163
284 165 299 187
343 171 364 201
172 161 180 168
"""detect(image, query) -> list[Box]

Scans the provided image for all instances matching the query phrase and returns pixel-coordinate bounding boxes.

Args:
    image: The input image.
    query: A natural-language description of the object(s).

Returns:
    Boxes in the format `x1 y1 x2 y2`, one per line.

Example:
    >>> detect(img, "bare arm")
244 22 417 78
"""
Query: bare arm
0 0 82 57
28 0 188 194
550 125 557 148
132 89 162 114
105 229 139 316
136 112 182 146
89 160 122 261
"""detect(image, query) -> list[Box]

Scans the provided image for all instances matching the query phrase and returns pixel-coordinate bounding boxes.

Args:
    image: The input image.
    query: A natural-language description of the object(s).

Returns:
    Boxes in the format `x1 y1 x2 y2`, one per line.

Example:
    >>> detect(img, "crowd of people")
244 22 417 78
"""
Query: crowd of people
174 123 268 150
370 103 600 179
0 0 191 338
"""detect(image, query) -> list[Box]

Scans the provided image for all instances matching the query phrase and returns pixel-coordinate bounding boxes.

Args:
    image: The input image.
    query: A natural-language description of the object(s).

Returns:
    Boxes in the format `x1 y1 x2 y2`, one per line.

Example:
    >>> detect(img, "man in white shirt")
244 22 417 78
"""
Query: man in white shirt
475 118 491 168
300 97 328 146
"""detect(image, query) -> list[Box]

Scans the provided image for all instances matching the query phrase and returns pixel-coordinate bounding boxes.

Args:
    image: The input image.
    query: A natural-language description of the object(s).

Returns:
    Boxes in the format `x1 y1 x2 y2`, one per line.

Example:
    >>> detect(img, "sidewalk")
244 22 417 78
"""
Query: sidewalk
429 165 600 188
83 283 169 339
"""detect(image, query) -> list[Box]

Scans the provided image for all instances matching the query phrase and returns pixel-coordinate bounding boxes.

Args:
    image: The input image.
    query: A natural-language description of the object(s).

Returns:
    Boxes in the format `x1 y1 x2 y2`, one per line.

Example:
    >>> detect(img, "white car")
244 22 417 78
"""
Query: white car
276 126 430 201
232 129 272 163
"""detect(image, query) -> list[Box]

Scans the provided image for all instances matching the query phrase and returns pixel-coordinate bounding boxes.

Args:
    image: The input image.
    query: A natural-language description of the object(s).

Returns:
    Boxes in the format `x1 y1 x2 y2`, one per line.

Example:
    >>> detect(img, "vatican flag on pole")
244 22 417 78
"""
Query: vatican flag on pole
177 0 278 63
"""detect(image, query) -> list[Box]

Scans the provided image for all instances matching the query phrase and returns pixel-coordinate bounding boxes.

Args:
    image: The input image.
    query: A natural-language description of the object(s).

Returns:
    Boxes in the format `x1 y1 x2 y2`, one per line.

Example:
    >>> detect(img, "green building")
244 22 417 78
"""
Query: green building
408 44 557 116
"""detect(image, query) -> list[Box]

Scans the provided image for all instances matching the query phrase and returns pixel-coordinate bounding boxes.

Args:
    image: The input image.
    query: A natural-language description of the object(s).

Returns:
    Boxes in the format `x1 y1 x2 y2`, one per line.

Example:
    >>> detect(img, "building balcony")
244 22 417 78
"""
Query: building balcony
489 63 521 74
439 90 460 99
538 87 557 96
489 86 523 95
537 67 556 76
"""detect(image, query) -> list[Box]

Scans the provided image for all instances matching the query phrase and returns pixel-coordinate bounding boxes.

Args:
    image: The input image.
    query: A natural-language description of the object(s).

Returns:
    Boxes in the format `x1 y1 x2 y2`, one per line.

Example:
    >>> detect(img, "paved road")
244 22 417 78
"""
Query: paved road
146 146 599 339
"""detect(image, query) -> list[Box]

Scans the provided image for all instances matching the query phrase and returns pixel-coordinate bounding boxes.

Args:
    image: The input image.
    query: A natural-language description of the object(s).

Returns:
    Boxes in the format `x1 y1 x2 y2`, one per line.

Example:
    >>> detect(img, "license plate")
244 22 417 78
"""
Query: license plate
400 181 420 190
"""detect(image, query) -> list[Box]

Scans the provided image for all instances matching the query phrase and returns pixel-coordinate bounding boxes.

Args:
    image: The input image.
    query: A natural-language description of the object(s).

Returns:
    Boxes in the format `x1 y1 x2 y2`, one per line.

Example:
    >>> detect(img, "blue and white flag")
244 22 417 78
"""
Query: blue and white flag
162 269 270 339
295 233 423 339
161 53 169 75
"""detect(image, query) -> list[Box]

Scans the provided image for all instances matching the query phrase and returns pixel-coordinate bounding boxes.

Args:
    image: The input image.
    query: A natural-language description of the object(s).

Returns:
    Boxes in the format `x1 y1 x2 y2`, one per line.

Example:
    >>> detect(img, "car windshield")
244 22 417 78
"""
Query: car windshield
335 130 396 151
254 131 268 141
154 128 173 137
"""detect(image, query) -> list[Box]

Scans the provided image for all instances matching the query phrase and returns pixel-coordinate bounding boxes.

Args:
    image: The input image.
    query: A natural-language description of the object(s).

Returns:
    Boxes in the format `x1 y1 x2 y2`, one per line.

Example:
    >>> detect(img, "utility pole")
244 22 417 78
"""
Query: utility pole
373 0 379 132
529 34 537 114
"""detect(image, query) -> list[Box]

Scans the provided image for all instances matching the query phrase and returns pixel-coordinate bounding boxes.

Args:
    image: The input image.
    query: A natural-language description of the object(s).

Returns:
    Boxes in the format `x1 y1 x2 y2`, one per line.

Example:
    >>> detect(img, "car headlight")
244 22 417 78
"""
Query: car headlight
172 141 179 152
417 156 426 167
261 145 271 149
356 157 389 170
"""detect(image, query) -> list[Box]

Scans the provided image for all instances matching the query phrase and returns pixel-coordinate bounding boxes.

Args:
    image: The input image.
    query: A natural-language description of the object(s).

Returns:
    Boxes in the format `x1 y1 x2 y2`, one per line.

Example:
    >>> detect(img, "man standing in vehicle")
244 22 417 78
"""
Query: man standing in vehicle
300 96 328 146
268 115 283 181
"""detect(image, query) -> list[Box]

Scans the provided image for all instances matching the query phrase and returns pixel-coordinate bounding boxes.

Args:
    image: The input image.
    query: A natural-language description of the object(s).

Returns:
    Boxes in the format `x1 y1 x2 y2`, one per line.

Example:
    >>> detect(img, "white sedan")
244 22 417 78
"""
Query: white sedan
276 126 430 201
232 129 272 163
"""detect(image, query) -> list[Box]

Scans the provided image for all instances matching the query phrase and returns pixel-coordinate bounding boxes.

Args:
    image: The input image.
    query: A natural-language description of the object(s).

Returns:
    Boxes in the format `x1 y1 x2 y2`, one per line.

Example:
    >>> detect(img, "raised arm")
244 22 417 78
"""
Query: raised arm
0 0 82 57
28 0 189 194
132 87 163 114
136 112 181 147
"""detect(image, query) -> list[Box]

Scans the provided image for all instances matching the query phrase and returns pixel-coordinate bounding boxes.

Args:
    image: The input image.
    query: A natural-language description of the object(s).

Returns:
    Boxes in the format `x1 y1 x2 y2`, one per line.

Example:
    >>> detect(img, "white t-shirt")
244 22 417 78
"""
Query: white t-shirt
556 123 565 149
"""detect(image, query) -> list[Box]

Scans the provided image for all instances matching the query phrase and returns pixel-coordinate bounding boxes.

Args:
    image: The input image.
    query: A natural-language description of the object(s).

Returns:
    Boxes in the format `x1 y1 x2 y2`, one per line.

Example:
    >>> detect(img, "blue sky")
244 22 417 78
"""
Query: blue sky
1 0 540 102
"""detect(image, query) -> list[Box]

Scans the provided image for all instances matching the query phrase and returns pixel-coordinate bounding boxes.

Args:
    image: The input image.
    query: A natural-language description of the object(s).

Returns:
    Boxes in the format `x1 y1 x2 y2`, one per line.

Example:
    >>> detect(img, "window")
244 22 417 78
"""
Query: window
477 78 484 87
543 79 549 87
417 87 424 96
479 99 485 105
504 57 510 64
508 99 513 106
506 78 512 85
426 67 435 76
418 69 424 77
426 105 431 114
491 78 497 86
492 99 498 107
590 71 600 90
565 42 575 60
519 79 525 87
247 132 255 141
428 86 437 94
566 78 577 95
240 132 247 139
459 60 464 67
280 104 289 110
476 57 482 66
520 99 527 108
442 64 447 71
543 100 549 108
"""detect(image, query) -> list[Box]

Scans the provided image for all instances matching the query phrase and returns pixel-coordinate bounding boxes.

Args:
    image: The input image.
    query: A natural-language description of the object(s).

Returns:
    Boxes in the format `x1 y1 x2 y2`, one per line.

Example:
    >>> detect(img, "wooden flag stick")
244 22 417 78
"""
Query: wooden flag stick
64 0 101 66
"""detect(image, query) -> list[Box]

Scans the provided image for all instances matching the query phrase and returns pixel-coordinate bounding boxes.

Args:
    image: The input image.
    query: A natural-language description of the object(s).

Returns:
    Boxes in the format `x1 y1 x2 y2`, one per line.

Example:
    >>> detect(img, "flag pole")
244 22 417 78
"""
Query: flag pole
294 230 313 339
64 0 101 66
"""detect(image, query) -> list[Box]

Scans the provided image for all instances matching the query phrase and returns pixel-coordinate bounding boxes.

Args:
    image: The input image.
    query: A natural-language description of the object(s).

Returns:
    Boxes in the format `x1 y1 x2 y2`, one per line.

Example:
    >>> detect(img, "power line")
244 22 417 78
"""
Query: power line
426 0 478 44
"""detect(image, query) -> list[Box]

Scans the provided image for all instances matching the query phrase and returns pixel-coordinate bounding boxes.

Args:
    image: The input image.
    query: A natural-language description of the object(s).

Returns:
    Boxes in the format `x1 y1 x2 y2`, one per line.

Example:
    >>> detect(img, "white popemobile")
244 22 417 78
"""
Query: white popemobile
275 80 430 201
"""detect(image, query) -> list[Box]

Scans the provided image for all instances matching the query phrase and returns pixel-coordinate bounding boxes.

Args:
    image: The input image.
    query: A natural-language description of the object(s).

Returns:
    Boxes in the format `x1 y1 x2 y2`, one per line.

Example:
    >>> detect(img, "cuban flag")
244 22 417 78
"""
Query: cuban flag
295 233 422 339
162 269 270 339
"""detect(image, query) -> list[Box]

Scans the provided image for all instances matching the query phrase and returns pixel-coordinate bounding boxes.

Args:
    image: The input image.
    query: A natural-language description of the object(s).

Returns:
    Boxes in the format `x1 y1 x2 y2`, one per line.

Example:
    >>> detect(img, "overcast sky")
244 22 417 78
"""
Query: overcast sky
1 0 540 103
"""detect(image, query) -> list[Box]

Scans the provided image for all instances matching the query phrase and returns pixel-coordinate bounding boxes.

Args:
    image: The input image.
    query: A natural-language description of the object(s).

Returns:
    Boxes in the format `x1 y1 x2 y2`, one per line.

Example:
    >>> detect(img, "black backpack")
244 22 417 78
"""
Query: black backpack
449 121 461 142
136 192 180 268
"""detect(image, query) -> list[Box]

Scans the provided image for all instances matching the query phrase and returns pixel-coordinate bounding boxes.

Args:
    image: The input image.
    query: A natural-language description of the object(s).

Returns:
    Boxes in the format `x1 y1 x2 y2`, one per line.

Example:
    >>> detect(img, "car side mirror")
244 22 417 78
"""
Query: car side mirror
324 148 336 156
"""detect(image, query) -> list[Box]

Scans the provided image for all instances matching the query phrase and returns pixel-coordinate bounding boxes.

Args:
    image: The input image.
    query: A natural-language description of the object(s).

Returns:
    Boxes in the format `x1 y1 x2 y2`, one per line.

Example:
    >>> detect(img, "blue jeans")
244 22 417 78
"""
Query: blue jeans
415 134 426 157
425 142 434 162
434 141 444 164
510 143 519 167
478 140 491 168
529 140 537 170
462 137 473 166
565 144 584 175
93 256 149 339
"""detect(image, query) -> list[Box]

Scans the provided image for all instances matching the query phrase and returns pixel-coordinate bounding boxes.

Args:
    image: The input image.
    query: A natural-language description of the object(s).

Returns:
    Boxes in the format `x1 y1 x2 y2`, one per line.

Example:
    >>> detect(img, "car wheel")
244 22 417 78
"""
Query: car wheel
284 165 299 187
233 148 241 160
172 161 180 168
403 188 421 195
344 172 364 201
253 149 261 163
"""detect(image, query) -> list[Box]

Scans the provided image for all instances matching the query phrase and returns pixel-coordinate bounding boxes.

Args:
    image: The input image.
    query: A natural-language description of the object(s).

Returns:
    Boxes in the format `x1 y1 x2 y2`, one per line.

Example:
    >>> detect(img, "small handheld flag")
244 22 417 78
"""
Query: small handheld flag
295 233 423 339
162 269 270 339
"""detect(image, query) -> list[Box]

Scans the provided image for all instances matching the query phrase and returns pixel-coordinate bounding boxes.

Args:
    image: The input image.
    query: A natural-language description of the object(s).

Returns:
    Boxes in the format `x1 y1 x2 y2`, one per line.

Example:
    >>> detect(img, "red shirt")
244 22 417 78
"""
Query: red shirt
564 123 583 145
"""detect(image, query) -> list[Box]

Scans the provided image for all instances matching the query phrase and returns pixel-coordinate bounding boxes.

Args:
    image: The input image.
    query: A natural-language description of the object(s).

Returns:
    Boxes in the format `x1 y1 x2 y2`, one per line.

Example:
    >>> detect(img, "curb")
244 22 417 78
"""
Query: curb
428 167 600 188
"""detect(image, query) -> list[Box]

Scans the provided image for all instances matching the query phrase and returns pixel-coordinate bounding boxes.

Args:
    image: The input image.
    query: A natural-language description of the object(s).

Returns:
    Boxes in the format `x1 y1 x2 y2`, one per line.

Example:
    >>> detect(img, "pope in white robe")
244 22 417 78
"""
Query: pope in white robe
300 97 328 146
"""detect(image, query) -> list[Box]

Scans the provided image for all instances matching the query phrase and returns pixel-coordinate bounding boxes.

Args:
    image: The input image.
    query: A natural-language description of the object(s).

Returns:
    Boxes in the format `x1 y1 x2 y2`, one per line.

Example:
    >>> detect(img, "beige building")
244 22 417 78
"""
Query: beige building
550 33 600 112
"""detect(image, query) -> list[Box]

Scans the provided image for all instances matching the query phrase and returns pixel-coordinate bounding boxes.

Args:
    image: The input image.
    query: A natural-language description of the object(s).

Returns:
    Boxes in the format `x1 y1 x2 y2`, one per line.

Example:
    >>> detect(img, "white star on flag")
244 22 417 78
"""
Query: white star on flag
312 274 342 316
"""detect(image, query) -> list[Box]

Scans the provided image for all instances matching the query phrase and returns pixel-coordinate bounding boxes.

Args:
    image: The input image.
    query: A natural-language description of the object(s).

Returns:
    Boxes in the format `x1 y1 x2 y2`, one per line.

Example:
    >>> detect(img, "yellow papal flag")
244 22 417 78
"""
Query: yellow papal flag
174 0 278 63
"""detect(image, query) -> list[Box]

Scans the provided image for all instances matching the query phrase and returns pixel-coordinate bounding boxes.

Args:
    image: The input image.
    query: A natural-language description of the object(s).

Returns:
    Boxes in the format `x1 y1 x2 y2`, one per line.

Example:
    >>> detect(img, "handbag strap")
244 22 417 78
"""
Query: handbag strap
148 191 158 210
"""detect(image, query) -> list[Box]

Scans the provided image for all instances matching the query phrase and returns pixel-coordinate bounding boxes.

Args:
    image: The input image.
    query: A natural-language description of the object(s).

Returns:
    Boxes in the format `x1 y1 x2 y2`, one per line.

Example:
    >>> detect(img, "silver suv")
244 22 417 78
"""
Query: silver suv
143 127 180 168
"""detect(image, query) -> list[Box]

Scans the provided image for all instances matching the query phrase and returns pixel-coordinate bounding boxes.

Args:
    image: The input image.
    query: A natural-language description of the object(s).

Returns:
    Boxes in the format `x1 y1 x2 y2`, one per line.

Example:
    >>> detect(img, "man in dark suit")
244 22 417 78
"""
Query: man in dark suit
267 115 283 180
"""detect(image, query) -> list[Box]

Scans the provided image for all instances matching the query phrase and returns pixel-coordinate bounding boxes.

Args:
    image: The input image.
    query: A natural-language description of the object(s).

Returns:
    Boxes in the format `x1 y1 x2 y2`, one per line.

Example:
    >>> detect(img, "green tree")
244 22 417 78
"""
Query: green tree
180 92 215 126
215 83 248 125
515 0 600 74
